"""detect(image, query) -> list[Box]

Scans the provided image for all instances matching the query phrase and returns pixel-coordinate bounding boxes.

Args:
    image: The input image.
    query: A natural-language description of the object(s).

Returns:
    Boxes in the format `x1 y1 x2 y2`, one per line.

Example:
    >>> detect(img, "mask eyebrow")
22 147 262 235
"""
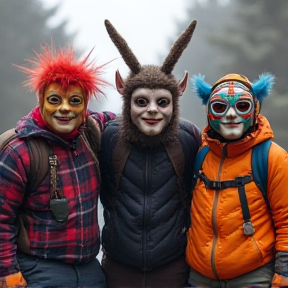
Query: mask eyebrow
46 89 59 95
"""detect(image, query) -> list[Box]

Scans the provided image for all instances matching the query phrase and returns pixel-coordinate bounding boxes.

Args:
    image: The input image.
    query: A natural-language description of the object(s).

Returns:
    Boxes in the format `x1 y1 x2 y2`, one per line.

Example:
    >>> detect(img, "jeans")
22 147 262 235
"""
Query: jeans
17 252 106 288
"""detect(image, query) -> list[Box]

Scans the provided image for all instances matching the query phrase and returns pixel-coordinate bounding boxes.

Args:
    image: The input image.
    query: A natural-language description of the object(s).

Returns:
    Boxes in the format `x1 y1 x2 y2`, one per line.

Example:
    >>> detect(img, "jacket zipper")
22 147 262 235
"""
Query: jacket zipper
142 148 151 271
211 144 227 281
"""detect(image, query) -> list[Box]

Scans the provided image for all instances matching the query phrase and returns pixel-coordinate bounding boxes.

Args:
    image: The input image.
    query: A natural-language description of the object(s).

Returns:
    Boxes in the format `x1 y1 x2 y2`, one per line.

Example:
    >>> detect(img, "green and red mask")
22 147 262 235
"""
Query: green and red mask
207 81 255 139
190 73 275 140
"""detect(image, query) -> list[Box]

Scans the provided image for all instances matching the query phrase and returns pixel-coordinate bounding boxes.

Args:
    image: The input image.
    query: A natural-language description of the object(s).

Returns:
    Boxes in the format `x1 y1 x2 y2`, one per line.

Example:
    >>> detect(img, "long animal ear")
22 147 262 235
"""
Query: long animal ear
161 20 197 74
105 19 141 74
178 71 189 96
115 70 125 95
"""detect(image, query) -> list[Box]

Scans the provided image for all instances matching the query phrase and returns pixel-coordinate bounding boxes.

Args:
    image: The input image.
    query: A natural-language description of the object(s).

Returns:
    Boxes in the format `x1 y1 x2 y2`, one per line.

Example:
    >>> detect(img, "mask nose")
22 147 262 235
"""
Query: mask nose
59 100 71 113
147 100 158 113
225 107 237 118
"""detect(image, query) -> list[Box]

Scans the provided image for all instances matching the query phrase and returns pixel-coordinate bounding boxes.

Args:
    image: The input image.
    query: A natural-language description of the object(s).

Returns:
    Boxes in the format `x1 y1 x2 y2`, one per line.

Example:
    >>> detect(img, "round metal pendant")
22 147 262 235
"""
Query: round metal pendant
243 222 255 236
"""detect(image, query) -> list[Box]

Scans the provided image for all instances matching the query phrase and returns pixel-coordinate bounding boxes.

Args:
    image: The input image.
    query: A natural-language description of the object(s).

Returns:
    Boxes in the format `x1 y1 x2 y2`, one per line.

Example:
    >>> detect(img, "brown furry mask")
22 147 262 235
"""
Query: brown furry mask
104 19 197 146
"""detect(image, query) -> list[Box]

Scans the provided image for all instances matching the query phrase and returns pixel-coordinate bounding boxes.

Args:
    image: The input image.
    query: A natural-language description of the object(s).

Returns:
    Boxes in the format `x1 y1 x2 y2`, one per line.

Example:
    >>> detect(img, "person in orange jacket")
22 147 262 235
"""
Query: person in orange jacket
186 73 288 287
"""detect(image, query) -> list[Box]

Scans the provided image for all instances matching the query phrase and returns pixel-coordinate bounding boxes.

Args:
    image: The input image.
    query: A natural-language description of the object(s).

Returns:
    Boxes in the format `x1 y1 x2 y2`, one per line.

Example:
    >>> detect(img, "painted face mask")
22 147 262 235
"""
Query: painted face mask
191 72 275 140
208 82 255 140
131 88 173 136
41 82 86 135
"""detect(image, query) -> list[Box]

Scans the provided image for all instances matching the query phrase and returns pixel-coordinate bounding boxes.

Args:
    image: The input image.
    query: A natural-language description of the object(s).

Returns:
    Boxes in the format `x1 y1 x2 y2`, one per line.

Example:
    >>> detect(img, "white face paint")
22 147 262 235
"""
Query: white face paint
218 107 245 140
130 88 173 136
208 82 255 140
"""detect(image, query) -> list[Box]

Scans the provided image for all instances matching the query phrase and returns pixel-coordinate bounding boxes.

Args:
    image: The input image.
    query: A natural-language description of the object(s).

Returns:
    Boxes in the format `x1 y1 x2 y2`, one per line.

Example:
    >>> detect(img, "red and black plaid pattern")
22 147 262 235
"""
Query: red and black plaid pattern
0 109 115 276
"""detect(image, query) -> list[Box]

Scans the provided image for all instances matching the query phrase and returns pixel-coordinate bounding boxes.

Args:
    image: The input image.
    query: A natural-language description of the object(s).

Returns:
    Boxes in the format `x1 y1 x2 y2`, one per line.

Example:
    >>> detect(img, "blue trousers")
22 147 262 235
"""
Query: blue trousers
17 252 106 288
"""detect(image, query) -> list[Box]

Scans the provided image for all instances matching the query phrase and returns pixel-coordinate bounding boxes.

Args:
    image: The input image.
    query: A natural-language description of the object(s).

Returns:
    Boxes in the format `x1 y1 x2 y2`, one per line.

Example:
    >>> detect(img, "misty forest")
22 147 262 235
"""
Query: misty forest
1 0 287 150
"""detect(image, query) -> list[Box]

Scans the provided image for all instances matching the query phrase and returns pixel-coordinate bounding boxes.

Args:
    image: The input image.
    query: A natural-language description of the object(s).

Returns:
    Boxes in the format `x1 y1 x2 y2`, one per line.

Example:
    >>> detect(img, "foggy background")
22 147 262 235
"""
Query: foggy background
1 0 287 150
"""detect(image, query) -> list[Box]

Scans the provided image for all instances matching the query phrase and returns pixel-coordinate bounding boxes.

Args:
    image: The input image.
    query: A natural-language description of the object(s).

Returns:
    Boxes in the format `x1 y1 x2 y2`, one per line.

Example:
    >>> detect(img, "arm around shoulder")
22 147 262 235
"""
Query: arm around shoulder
86 110 116 132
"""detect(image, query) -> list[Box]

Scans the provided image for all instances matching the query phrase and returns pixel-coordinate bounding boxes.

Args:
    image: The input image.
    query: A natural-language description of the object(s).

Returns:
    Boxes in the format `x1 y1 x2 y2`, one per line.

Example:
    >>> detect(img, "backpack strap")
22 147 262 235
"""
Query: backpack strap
164 138 187 210
193 145 209 176
112 138 131 193
111 136 188 212
0 129 50 254
193 140 271 236
19 137 50 254
0 129 49 190
192 145 209 190
26 137 50 192
0 128 18 152
194 140 271 201
199 173 253 190
251 139 271 204
83 116 101 155
80 116 102 180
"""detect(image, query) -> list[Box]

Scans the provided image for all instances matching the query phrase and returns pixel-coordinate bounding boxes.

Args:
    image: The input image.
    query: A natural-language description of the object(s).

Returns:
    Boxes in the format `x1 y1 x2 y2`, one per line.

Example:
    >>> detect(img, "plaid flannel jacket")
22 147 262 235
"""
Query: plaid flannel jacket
0 108 115 276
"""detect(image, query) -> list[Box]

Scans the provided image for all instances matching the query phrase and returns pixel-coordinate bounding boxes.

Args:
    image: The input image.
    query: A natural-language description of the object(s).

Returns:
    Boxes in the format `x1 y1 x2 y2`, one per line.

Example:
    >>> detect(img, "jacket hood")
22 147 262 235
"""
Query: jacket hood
203 114 274 158
120 65 180 146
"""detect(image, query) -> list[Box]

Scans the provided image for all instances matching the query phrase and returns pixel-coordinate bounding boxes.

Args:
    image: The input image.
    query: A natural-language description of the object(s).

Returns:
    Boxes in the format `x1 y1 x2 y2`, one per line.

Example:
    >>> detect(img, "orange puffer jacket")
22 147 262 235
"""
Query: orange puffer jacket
186 115 288 280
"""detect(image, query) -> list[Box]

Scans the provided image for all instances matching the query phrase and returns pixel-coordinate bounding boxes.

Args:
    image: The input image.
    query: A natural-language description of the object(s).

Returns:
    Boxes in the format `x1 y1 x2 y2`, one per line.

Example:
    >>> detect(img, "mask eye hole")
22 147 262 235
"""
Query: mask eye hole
136 98 148 107
158 98 170 107
235 100 252 114
47 95 61 105
70 96 83 106
211 101 228 115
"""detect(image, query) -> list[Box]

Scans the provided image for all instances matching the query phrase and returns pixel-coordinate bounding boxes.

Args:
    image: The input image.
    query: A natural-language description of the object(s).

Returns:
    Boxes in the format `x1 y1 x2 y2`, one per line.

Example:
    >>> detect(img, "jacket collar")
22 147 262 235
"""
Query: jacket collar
203 115 274 158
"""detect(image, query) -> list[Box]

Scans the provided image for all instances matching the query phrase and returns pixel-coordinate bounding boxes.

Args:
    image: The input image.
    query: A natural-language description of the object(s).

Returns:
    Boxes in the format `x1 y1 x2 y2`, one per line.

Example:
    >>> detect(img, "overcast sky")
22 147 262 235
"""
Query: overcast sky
39 0 197 113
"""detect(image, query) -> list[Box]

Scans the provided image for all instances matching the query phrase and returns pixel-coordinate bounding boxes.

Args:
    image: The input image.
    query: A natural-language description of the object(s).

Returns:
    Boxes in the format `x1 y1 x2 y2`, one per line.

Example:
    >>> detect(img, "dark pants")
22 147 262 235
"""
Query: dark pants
188 261 274 288
102 255 190 288
17 252 106 288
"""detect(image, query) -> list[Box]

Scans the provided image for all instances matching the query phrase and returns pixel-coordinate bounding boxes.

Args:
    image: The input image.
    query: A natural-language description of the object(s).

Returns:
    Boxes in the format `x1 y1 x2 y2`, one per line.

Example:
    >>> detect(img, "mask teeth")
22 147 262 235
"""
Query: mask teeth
104 19 141 74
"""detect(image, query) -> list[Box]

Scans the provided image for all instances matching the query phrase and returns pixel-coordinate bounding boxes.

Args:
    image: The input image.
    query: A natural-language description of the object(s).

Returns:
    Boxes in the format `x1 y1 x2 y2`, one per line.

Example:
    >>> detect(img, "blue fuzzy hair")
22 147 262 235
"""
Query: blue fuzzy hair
190 73 275 105
251 73 275 103
190 74 211 105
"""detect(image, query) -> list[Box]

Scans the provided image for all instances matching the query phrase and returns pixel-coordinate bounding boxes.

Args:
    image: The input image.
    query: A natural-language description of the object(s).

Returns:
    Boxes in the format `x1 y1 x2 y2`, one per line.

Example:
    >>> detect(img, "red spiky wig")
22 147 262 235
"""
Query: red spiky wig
16 44 110 108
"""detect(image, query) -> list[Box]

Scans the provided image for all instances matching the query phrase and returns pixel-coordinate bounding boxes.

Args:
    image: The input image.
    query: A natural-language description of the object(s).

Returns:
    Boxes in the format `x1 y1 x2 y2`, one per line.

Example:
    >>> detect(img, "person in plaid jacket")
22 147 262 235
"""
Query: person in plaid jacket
0 44 115 287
